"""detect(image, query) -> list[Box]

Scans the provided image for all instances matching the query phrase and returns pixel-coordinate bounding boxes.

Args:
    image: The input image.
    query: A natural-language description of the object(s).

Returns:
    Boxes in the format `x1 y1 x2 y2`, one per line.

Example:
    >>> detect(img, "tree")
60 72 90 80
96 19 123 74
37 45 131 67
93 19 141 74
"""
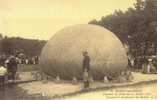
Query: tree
88 19 99 25
0 36 46 57
89 0 157 56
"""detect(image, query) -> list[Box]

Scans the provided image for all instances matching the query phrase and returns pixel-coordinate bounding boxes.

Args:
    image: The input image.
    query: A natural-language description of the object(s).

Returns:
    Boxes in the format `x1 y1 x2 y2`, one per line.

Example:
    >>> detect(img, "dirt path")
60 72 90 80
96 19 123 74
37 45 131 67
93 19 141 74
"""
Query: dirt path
0 83 50 100
17 72 157 100
61 80 157 100
1 71 157 100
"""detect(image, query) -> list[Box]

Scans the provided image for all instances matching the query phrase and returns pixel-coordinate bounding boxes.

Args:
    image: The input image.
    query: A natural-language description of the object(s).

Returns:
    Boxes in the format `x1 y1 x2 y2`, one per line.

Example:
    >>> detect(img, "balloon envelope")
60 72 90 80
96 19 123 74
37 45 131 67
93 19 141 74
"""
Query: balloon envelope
40 24 128 80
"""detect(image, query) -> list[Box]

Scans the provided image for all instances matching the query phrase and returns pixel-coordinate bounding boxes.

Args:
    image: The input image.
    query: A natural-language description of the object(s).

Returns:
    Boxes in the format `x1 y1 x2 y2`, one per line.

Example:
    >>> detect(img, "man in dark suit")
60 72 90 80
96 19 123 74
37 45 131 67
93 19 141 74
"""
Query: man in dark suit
7 56 18 81
82 51 90 72
82 51 91 88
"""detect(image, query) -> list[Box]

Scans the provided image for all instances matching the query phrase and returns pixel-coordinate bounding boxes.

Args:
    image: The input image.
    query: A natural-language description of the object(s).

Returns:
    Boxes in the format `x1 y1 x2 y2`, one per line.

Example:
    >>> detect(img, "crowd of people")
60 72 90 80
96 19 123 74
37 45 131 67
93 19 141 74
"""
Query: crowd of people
0 53 39 89
125 42 157 74
16 53 39 65
128 55 157 74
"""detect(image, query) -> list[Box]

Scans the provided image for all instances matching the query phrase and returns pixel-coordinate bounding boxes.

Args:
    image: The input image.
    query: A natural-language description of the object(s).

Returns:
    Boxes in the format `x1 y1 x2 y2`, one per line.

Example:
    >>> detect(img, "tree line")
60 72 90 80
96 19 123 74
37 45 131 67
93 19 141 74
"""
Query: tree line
89 0 157 57
0 35 46 57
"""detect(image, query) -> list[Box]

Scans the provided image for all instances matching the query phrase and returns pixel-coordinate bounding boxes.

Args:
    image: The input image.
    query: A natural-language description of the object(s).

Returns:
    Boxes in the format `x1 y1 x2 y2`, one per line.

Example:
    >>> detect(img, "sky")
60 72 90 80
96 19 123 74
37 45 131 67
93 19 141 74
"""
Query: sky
0 0 136 40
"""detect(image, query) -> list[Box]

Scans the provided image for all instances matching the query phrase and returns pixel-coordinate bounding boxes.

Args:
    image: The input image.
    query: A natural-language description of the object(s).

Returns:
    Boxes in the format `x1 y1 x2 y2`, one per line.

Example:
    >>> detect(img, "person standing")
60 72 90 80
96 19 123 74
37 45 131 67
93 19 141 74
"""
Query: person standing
82 51 91 89
0 54 7 66
82 51 90 72
7 56 18 81
0 64 7 89
147 59 152 74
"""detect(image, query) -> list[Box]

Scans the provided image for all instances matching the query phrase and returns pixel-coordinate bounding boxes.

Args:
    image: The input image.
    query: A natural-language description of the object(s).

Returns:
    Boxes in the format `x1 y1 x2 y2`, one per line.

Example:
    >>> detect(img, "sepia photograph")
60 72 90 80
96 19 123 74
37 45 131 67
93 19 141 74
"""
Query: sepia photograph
0 0 157 100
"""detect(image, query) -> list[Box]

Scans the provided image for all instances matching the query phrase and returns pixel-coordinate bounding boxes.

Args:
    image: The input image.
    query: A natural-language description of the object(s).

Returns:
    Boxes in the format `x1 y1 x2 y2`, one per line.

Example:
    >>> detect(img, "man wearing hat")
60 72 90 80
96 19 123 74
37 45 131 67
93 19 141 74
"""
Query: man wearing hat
7 55 18 81
82 51 91 88
82 51 90 72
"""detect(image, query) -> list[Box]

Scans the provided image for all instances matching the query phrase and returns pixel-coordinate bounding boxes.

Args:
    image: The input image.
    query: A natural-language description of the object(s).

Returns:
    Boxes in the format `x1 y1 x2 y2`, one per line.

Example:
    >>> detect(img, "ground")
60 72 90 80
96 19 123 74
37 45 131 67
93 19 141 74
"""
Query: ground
2 64 157 100
18 72 157 99
17 64 157 100
60 82 157 100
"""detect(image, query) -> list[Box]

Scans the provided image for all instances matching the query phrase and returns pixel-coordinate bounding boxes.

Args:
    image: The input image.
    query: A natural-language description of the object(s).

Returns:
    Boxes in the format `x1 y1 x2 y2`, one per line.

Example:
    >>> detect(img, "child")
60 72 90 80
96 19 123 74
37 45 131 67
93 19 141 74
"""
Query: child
0 65 7 89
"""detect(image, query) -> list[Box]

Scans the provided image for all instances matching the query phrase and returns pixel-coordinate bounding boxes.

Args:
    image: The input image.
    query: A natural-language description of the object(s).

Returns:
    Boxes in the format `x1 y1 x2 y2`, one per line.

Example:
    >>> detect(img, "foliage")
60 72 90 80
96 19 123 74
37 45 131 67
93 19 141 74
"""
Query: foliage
89 0 157 56
0 36 46 57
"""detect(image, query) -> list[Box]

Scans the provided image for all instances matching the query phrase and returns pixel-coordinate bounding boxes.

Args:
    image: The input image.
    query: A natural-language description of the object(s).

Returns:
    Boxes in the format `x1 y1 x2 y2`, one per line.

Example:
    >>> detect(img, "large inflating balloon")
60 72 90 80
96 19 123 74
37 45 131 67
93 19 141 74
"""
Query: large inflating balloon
40 24 128 80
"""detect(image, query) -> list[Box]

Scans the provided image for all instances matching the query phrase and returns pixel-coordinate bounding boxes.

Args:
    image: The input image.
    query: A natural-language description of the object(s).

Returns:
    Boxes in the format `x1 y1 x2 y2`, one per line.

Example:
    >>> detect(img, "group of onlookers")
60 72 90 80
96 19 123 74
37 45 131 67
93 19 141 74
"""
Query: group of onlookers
17 56 39 65
141 57 157 74
0 53 40 89
128 54 157 74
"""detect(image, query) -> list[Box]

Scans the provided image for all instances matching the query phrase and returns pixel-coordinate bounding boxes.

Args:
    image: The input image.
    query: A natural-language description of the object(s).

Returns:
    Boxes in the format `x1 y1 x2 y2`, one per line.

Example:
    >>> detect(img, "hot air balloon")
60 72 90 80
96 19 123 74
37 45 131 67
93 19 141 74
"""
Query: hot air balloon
40 24 128 80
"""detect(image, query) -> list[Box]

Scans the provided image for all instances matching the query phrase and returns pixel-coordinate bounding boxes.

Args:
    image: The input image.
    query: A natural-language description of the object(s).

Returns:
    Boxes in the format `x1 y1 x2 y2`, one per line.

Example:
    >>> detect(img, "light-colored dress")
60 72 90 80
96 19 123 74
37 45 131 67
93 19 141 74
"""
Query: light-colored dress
0 66 7 76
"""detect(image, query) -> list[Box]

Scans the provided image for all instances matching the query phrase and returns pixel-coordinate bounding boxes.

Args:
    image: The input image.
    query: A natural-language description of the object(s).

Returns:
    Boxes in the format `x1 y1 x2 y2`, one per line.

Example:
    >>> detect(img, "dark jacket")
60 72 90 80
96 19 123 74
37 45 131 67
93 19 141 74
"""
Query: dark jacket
83 56 90 71
7 58 18 72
